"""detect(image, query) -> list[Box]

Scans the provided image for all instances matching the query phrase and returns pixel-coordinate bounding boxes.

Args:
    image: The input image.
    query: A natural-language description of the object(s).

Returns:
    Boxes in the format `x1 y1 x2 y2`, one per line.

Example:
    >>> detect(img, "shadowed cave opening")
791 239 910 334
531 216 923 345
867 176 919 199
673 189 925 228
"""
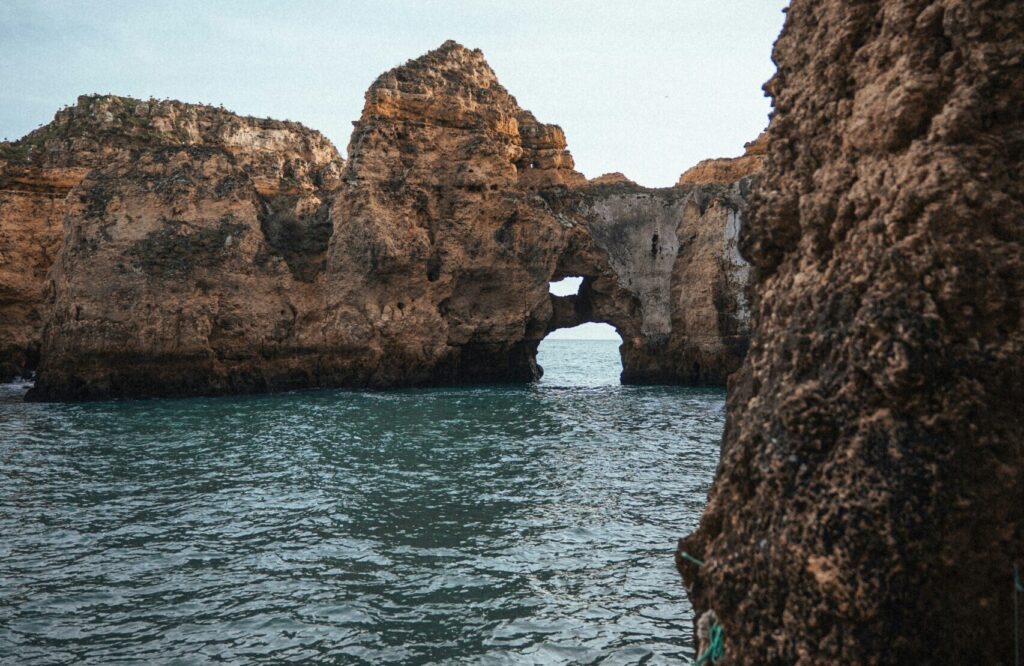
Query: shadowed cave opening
539 277 623 385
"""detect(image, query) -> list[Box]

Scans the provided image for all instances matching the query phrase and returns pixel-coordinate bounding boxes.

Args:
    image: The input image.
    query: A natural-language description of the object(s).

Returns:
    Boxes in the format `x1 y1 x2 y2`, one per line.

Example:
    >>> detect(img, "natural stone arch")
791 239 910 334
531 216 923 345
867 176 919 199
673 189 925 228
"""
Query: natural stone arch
8 41 760 400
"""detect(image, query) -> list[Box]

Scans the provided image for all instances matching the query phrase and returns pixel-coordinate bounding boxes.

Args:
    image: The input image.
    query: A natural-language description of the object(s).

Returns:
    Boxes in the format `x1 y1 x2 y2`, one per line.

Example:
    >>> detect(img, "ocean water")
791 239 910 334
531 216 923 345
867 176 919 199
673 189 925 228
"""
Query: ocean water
0 339 725 664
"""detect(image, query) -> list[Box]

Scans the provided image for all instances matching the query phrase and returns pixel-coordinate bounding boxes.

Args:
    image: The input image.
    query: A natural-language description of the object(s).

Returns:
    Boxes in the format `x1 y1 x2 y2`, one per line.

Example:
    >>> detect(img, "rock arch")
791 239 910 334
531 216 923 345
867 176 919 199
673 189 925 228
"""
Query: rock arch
0 41 761 400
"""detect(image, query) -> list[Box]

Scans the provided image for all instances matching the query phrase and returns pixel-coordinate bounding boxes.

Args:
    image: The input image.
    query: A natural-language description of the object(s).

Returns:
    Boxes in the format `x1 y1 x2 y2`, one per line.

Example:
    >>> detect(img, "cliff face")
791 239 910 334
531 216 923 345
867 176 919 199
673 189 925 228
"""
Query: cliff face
318 41 583 387
11 42 757 399
561 180 753 385
677 133 765 186
318 41 753 388
27 148 332 400
0 95 342 382
0 165 82 379
679 1 1024 663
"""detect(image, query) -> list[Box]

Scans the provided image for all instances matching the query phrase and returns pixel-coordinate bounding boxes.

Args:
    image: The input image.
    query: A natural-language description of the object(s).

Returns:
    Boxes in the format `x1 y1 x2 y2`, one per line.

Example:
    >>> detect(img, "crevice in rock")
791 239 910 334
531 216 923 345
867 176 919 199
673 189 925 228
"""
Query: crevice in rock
257 194 333 282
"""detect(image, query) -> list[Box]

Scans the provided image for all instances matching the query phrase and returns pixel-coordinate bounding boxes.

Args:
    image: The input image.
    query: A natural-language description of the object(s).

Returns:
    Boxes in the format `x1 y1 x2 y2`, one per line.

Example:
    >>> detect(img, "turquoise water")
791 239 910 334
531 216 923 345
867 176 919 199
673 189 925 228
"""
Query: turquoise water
0 339 724 664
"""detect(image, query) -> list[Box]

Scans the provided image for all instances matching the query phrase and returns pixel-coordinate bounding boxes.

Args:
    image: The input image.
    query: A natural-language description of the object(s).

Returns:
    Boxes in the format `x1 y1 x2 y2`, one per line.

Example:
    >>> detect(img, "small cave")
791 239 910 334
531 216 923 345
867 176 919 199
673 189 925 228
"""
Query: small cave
257 194 333 282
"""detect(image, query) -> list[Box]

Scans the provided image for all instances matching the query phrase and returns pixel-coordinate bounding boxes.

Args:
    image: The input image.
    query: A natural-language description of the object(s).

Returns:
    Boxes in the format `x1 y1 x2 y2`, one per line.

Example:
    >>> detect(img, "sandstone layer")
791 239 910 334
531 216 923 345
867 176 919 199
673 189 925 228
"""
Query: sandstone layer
679 1 1023 663
3 41 757 400
677 132 766 186
0 95 342 382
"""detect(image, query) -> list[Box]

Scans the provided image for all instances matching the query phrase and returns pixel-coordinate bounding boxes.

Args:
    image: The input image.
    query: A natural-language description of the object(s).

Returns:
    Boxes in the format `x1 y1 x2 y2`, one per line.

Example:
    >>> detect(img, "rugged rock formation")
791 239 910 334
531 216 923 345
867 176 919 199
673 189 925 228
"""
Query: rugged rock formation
679 1 1023 663
560 179 753 385
0 95 342 382
318 41 754 388
588 172 637 186
316 41 585 387
677 133 765 186
0 163 82 379
5 41 758 399
29 148 331 400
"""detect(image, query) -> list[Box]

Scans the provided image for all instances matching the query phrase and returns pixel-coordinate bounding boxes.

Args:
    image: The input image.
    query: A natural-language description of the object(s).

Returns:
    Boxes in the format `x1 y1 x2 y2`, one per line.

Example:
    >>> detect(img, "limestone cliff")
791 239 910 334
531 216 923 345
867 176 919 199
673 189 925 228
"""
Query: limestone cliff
0 95 342 382
10 42 758 400
28 148 334 400
677 133 765 186
319 41 752 388
0 164 80 379
554 179 753 385
678 1 1023 663
317 41 584 387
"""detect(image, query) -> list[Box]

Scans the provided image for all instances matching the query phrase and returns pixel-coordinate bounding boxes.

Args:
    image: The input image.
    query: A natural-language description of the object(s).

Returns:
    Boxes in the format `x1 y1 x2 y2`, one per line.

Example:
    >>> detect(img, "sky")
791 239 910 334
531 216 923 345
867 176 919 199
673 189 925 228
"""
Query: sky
0 0 788 341
547 278 614 341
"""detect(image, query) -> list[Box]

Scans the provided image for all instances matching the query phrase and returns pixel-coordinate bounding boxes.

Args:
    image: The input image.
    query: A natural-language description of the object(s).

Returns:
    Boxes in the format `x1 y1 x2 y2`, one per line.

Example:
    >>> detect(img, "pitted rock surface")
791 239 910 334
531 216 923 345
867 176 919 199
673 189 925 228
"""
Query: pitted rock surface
0 95 342 381
679 1 1023 663
2 42 758 399
677 133 765 186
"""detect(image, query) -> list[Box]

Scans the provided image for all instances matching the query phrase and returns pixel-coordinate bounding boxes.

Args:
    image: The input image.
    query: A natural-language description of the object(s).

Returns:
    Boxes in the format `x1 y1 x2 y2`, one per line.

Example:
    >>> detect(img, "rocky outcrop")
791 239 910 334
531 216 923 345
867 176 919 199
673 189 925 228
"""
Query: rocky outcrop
679 1 1023 663
27 147 333 400
0 95 342 382
677 133 765 186
315 41 584 387
559 179 753 385
317 41 753 389
0 165 84 379
8 41 757 400
588 172 637 186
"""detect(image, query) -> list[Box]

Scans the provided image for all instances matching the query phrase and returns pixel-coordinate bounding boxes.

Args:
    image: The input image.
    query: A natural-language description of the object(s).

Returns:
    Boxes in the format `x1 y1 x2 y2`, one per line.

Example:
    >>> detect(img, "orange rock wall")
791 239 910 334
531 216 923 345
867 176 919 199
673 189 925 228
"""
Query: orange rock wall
2 42 758 399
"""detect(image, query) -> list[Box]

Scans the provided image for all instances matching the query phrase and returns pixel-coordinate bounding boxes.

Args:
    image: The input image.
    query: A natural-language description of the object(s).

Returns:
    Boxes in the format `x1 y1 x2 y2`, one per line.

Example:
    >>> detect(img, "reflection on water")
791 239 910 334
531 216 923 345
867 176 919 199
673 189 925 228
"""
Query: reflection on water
0 339 723 663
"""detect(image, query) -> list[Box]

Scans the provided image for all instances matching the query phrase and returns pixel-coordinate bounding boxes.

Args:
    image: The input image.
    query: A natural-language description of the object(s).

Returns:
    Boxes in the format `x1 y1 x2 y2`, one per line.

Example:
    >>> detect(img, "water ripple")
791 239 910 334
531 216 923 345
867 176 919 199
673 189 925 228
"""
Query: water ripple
0 340 722 664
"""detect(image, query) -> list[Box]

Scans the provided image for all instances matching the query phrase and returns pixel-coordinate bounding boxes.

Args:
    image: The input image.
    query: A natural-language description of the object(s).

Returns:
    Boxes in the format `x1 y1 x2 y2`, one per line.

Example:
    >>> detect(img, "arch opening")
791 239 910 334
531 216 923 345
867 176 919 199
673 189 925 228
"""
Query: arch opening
549 276 582 297
538 276 623 385
537 323 622 386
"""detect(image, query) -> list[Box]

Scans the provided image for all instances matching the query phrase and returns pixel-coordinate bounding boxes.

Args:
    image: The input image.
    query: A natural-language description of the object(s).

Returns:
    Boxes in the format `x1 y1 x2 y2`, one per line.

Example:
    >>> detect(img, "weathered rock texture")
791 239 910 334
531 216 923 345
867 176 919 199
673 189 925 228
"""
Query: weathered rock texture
316 41 585 387
677 132 766 186
560 179 753 385
0 163 82 379
0 95 342 383
679 1 1023 663
317 41 754 388
4 41 758 399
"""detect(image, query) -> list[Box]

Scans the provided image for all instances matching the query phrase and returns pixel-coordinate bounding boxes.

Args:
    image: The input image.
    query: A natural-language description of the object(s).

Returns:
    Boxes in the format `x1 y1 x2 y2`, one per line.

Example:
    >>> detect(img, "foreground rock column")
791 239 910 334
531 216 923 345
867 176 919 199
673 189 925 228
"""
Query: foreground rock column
679 1 1023 663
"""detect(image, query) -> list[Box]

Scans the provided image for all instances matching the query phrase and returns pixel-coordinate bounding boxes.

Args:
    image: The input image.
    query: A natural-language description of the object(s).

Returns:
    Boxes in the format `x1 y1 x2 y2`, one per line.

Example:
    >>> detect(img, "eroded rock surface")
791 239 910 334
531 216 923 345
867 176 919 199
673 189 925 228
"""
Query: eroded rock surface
318 41 754 388
28 148 333 400
679 1 1023 663
0 95 342 381
560 179 753 385
7 42 757 399
677 133 765 186
317 41 584 387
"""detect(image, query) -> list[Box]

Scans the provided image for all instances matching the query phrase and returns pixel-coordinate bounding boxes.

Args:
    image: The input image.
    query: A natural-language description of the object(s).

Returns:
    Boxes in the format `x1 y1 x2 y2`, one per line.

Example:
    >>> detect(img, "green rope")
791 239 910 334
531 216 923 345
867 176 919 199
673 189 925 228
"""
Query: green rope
681 551 724 664
695 621 725 664
680 551 705 568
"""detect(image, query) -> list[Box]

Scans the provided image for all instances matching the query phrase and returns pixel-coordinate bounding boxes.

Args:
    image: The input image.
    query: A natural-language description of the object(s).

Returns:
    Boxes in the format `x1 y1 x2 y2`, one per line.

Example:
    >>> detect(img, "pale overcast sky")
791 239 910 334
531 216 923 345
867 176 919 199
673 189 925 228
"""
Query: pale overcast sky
0 0 787 340
0 1 786 185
